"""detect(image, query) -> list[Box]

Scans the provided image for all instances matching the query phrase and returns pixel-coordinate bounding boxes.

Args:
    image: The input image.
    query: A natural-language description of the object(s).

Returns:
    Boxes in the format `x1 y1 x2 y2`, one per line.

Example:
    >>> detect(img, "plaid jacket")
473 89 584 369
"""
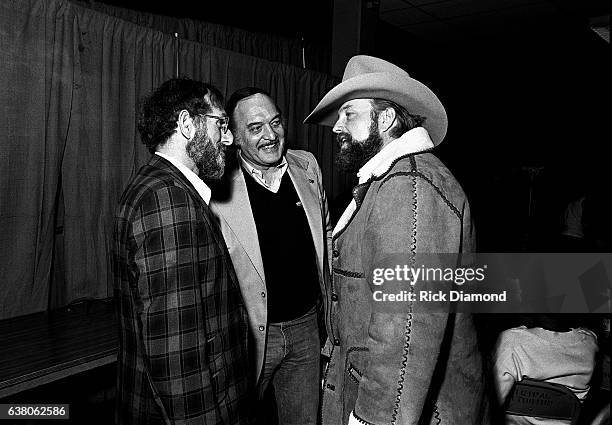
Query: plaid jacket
113 155 252 425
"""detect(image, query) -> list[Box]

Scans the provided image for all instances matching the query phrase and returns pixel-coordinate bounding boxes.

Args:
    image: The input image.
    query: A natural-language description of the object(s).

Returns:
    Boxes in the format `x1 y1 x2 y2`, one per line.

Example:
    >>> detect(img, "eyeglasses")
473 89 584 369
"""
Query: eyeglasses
203 114 229 134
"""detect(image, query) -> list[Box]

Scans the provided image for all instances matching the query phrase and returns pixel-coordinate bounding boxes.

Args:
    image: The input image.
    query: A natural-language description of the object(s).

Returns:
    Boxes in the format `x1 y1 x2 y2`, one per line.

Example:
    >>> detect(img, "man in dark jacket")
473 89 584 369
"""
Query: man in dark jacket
305 56 489 425
113 78 251 424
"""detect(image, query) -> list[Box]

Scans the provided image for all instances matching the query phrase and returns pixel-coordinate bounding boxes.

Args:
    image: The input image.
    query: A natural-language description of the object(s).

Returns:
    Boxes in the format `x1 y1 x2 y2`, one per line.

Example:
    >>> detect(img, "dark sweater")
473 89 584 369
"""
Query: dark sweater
243 169 320 323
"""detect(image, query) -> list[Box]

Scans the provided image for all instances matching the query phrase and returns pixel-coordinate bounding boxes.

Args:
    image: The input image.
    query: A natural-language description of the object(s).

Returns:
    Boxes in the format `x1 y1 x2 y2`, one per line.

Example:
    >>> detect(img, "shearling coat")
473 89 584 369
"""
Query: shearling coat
322 141 489 424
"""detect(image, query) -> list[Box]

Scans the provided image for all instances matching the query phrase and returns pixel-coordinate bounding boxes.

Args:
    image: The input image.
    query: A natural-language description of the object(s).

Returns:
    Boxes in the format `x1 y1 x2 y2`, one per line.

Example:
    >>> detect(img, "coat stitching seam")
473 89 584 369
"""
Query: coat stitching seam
391 174 417 425
332 267 364 279
332 151 433 241
354 410 376 424
433 404 442 424
380 171 462 221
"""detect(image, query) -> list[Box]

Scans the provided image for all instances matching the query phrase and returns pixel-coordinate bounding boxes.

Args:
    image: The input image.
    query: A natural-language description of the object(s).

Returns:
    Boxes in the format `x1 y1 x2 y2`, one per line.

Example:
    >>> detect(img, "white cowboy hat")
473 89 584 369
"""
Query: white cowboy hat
304 55 448 146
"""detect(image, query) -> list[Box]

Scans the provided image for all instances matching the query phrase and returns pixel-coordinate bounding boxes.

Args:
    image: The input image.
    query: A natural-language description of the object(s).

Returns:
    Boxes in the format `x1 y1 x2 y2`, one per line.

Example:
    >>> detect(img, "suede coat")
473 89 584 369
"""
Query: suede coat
322 143 489 425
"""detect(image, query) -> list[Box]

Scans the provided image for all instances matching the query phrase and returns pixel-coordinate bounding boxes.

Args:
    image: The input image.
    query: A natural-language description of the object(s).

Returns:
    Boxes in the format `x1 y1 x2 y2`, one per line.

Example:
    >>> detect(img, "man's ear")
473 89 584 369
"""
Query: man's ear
232 132 242 148
380 107 397 133
177 110 195 140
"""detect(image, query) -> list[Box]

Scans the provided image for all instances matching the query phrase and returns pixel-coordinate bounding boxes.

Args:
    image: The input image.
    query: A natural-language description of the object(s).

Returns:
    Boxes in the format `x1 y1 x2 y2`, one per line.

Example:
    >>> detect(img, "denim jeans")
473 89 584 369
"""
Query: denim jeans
257 307 320 425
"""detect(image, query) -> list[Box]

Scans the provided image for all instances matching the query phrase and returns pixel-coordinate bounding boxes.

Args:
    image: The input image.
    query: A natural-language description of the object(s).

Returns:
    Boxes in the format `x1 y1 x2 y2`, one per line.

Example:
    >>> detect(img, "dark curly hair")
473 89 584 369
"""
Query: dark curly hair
137 78 224 153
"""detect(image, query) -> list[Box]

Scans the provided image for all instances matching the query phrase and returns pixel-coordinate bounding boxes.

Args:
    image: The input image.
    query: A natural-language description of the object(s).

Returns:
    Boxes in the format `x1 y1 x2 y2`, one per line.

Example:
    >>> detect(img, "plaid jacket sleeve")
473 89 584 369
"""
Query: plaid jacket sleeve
124 182 249 423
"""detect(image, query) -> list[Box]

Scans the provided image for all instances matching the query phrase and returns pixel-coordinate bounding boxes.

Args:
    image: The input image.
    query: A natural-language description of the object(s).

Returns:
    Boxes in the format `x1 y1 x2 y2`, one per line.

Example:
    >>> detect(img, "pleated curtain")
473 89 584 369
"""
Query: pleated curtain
0 0 341 319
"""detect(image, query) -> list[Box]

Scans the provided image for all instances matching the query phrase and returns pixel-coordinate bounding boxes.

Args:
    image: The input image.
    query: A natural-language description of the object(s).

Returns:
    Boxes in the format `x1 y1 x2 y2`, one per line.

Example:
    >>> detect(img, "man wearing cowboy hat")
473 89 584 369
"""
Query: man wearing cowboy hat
305 56 489 424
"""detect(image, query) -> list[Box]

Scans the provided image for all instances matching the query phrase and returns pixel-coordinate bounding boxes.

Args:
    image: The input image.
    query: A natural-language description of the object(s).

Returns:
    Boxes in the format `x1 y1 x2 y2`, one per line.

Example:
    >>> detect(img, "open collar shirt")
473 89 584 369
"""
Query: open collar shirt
155 152 211 204
238 150 289 193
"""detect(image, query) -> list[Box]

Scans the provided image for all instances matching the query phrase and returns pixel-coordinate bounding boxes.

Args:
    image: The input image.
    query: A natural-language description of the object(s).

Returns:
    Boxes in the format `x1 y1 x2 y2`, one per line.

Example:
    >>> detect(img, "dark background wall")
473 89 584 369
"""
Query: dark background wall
99 0 610 251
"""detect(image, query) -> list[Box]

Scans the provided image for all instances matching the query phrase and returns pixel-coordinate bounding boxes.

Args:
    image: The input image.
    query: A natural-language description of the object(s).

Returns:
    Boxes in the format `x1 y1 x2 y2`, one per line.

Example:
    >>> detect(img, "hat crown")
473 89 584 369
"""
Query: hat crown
305 54 447 146
342 55 410 81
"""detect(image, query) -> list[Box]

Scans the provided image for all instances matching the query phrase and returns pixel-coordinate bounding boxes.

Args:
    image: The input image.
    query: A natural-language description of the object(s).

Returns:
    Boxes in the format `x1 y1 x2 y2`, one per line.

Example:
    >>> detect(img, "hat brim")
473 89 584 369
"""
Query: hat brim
304 72 447 146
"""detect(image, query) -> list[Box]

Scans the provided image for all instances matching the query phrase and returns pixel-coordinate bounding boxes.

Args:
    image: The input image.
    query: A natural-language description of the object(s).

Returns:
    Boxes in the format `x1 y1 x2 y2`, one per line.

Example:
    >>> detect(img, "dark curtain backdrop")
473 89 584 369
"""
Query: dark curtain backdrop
71 0 331 73
0 0 341 319
58 7 176 307
0 0 79 319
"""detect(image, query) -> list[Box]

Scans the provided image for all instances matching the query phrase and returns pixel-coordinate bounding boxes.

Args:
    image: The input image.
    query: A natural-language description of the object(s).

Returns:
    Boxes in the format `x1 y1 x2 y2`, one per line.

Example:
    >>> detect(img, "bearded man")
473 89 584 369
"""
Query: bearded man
305 56 490 424
113 78 251 424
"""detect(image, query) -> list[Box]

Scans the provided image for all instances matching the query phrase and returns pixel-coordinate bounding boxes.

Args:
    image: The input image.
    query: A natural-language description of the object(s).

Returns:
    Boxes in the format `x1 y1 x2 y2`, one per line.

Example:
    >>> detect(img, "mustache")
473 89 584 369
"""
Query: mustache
259 139 279 148
336 132 352 145
335 129 383 173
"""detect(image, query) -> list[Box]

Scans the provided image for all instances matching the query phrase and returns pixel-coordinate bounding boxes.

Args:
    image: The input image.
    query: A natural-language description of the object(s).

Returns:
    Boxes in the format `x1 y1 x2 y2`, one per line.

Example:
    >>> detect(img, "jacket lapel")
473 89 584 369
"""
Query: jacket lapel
149 156 227 249
286 152 324 272
210 151 325 285
150 155 200 197
210 162 266 284
332 181 372 238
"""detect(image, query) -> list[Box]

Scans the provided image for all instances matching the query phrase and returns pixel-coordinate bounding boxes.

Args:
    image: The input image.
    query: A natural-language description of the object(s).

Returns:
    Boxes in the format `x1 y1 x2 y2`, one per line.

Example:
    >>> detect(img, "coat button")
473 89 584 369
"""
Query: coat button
331 294 338 302
326 383 335 391
261 292 266 298
259 325 265 331
334 338 340 346
332 250 339 258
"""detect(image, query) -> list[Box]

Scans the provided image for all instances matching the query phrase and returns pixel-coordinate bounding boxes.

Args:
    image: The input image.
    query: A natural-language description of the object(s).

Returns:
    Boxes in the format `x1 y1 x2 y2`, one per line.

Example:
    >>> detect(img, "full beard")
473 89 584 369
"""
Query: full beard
186 125 225 180
336 121 383 173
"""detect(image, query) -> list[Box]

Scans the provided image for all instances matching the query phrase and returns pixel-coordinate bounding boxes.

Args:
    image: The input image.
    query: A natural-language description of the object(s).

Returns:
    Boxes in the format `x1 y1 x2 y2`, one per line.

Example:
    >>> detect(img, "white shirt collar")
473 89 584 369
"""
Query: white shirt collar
356 127 434 184
155 152 211 204
238 151 288 193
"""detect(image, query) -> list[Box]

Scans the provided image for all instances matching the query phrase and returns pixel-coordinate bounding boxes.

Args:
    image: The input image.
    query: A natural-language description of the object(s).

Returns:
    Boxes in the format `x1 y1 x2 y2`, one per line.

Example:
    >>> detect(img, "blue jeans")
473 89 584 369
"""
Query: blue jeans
258 307 320 425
